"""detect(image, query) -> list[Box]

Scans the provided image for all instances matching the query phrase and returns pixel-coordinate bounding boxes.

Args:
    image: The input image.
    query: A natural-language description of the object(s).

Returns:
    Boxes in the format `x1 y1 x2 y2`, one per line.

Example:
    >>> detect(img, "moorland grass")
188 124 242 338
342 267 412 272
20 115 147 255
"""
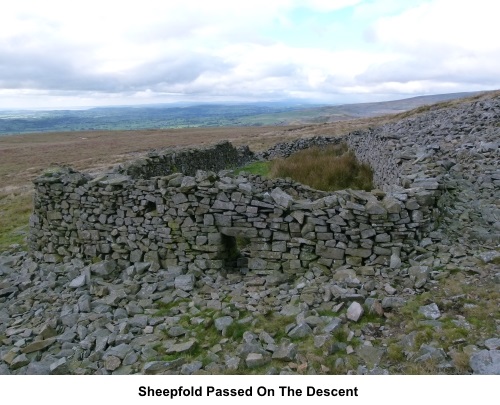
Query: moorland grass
0 191 31 250
269 143 373 192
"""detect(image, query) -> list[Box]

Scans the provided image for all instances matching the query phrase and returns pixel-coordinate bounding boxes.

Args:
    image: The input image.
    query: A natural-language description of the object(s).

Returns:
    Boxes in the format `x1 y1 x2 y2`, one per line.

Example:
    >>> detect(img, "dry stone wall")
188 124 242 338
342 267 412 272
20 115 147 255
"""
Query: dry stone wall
29 135 444 274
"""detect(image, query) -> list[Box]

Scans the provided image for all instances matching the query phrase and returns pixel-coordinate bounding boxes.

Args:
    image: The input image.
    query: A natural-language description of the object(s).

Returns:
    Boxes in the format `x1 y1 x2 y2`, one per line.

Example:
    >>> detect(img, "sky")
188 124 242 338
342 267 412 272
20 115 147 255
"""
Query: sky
1 0 499 109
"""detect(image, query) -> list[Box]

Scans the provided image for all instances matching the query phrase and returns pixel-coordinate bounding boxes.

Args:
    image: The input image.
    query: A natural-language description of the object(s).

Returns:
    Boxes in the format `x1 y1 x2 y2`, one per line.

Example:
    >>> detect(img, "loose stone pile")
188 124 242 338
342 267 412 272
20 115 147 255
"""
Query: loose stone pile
0 94 499 375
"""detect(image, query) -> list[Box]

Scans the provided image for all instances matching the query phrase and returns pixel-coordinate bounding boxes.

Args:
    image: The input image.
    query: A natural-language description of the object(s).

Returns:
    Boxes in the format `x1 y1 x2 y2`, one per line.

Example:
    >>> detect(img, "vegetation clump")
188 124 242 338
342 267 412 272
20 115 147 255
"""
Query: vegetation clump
238 143 373 192
270 143 373 192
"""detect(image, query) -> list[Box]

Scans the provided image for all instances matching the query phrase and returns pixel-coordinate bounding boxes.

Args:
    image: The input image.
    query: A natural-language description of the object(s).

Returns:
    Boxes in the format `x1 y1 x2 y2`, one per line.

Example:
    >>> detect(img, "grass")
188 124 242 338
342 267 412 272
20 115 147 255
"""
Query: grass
236 143 374 192
0 191 31 250
234 161 271 176
269 143 373 192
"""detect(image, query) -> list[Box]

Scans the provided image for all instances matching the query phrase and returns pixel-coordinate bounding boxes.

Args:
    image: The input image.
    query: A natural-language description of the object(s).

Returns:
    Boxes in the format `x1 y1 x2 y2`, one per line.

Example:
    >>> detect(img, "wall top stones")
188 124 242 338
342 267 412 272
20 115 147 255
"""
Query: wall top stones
116 141 254 179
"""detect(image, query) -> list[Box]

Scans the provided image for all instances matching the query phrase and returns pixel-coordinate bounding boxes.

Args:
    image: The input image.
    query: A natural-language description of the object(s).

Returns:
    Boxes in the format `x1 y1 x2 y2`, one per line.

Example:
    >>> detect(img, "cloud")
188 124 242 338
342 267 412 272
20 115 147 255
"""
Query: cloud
0 0 499 108
359 0 500 92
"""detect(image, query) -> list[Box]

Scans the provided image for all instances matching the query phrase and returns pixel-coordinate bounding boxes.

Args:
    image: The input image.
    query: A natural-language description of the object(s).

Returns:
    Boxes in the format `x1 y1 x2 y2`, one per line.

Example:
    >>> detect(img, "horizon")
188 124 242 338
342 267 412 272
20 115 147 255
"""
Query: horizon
0 90 485 112
1 1 500 109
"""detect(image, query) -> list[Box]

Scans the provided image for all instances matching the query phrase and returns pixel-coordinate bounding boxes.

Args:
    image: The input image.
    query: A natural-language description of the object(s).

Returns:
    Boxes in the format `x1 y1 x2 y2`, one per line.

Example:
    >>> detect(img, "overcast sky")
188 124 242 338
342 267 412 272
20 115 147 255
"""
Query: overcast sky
1 0 499 109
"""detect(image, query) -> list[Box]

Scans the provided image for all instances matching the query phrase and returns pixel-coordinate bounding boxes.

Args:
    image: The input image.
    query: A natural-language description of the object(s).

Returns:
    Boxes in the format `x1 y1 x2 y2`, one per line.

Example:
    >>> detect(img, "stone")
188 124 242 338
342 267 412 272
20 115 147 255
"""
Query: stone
346 302 364 322
287 323 313 339
478 251 500 263
408 266 429 288
105 356 121 371
484 339 500 351
214 316 234 333
419 303 441 320
69 274 86 288
166 339 197 354
272 340 298 361
10 354 30 370
323 318 342 334
90 260 117 278
470 350 500 374
21 338 56 354
381 297 406 309
175 274 195 291
49 357 69 375
245 353 270 368
356 345 386 368
181 361 203 375
143 358 186 374
270 187 293 209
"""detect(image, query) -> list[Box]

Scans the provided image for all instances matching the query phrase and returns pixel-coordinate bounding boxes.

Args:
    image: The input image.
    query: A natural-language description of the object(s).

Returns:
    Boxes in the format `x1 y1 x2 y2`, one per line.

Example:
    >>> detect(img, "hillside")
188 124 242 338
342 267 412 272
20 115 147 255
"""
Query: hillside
0 91 483 135
0 90 499 375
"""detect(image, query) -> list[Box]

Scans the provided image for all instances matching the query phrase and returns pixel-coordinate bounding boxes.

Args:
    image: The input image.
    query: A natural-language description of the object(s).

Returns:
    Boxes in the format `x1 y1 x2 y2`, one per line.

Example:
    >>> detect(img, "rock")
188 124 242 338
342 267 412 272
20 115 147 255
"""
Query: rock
0 364 11 375
272 340 298 361
323 318 342 334
50 357 69 375
478 251 500 263
470 350 500 375
280 305 302 316
409 266 429 288
287 323 313 339
166 339 197 354
69 274 86 288
175 274 195 291
21 338 56 354
414 344 447 363
381 297 406 309
214 316 234 334
346 302 364 322
270 188 293 209
167 326 187 337
181 361 203 375
356 345 386 368
419 303 441 320
10 354 30 370
245 353 270 368
485 338 500 351
90 260 117 278
143 358 186 375
105 356 121 371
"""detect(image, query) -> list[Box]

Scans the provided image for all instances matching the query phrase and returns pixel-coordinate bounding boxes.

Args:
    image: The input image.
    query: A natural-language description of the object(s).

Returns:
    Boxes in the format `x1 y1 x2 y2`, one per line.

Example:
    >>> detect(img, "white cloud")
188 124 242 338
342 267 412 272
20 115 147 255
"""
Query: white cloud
359 0 500 92
0 0 499 108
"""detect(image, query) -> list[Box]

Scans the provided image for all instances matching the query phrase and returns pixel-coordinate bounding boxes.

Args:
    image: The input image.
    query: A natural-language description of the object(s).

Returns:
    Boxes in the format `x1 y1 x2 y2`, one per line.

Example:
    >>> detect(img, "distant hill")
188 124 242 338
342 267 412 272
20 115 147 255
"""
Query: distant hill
0 91 486 135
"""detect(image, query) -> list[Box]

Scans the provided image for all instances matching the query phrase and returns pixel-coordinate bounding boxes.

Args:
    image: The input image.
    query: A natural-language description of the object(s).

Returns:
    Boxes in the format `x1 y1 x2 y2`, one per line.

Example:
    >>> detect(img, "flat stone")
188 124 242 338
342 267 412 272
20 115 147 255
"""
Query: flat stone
381 296 406 309
245 353 270 368
287 322 313 339
485 338 500 351
356 345 386 368
470 350 500 375
419 303 441 320
21 338 56 354
143 358 186 374
174 274 195 291
166 339 197 354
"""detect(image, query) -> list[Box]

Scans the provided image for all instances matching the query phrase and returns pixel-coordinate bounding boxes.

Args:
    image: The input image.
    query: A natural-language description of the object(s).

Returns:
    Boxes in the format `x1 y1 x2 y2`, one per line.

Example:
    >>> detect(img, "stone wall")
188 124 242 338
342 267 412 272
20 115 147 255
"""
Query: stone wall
29 136 444 274
118 141 254 179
